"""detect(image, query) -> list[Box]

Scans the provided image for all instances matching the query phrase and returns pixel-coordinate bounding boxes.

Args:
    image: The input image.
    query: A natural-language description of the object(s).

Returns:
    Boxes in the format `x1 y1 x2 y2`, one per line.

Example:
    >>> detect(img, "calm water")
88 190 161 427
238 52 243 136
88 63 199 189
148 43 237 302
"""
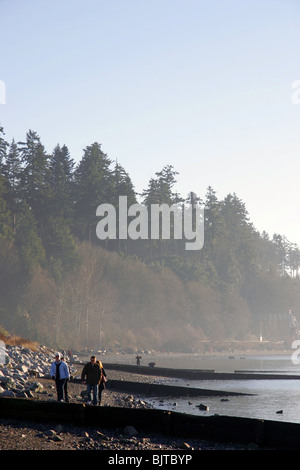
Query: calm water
100 351 300 423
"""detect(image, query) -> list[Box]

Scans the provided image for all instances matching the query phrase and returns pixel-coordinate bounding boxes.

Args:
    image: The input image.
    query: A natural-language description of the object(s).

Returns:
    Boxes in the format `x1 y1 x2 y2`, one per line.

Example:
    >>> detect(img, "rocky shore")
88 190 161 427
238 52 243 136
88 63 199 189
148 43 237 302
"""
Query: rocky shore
0 344 264 451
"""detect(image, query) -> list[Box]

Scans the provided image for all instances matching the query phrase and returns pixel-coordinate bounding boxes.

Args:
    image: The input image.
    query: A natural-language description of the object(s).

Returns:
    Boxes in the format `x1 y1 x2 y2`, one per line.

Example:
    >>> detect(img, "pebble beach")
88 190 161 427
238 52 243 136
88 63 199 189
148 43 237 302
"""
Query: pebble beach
0 366 259 451
0 343 284 451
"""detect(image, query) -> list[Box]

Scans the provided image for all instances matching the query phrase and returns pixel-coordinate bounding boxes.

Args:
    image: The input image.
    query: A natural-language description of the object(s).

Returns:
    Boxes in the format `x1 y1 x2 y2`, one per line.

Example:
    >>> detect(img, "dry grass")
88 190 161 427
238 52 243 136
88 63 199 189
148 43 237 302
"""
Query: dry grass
0 330 38 351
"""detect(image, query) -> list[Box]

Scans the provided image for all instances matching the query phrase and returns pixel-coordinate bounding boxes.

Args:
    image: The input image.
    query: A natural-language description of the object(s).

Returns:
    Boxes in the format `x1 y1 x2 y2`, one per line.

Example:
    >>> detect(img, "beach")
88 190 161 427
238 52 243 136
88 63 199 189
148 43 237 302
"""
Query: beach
0 366 261 451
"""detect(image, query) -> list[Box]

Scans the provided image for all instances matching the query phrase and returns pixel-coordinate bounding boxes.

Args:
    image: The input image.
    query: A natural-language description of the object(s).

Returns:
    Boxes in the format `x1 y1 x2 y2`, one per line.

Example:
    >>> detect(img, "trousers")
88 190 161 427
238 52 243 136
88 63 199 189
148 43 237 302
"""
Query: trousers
55 378 66 401
87 384 98 405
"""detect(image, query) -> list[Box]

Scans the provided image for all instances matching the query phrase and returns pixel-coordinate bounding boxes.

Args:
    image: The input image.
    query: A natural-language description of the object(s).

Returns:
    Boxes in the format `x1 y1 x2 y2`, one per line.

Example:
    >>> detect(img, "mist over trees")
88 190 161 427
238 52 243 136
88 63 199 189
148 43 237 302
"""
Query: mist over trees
0 125 299 350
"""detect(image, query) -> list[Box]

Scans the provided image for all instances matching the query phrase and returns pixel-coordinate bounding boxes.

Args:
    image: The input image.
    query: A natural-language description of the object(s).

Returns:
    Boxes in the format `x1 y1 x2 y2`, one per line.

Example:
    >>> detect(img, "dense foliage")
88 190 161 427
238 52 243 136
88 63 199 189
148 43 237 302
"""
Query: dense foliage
0 125 299 350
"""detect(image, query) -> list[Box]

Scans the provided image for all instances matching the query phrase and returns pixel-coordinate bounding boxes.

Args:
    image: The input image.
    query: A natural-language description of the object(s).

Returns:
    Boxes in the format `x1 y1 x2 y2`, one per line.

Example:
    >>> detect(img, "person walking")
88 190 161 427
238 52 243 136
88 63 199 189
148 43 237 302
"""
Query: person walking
50 352 70 402
136 355 142 366
96 360 107 405
81 355 101 405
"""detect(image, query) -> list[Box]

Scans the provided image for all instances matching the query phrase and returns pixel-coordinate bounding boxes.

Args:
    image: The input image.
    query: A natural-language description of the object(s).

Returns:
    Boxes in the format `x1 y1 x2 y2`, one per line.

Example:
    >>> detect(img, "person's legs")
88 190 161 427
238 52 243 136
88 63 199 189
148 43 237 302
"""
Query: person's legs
92 384 98 405
87 383 92 403
56 379 65 401
86 384 98 404
64 378 69 402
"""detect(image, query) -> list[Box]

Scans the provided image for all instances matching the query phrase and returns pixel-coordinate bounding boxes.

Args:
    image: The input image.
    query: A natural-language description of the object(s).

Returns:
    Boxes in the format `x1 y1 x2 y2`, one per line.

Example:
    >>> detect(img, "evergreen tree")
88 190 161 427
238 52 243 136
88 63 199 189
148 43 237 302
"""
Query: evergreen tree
0 173 13 240
142 165 180 206
49 144 74 221
0 125 8 168
255 230 279 274
2 139 22 233
287 242 300 277
18 130 51 230
221 194 257 270
43 216 79 283
142 165 182 259
110 162 137 252
142 177 160 206
73 142 112 242
111 162 136 206
272 234 289 276
184 191 204 252
14 202 46 275
154 164 180 204
203 186 224 260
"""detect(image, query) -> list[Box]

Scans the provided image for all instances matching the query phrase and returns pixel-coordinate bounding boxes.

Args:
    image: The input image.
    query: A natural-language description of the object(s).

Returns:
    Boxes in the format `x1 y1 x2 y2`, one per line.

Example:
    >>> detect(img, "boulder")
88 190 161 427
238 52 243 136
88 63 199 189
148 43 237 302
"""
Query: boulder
0 344 77 400
16 365 29 374
28 381 44 392
1 390 15 397
197 403 209 411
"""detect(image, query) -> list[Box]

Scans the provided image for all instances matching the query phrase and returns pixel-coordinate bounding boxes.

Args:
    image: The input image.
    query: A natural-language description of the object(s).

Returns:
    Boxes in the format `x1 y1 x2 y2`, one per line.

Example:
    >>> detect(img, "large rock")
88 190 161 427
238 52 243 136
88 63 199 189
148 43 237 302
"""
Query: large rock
1 390 15 397
0 343 75 399
28 381 44 392
16 364 29 374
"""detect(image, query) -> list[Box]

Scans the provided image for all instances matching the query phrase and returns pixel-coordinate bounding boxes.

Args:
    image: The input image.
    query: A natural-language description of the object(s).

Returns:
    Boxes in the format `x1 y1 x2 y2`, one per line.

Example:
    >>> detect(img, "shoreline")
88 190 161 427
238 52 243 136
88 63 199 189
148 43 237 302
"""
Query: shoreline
0 343 295 450
0 367 264 451
75 347 294 368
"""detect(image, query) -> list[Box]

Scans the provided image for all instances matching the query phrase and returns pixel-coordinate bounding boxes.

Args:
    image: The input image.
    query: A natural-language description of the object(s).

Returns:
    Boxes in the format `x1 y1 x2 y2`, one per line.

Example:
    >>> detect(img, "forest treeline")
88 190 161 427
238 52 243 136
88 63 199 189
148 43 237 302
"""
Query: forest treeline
0 125 299 350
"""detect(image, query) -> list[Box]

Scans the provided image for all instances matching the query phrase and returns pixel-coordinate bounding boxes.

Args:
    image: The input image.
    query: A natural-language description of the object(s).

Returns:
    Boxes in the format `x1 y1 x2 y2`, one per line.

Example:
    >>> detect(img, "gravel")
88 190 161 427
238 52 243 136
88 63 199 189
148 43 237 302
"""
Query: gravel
0 368 256 451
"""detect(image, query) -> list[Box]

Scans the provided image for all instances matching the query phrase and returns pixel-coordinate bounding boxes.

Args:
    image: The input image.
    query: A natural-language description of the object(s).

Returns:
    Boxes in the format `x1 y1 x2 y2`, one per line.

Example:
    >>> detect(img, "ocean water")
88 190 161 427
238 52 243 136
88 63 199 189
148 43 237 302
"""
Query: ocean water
146 353 300 423
99 351 300 423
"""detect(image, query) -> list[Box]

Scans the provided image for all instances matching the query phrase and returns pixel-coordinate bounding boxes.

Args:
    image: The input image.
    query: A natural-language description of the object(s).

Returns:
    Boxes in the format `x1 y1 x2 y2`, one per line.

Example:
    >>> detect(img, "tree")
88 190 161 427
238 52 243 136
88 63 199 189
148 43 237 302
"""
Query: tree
73 142 112 242
0 238 23 328
110 162 137 252
14 202 46 275
142 165 182 259
288 242 300 277
18 130 51 230
111 162 136 206
2 139 22 233
272 234 290 276
203 186 225 265
154 165 179 204
43 216 79 283
0 173 13 240
0 125 8 167
49 144 75 222
221 193 258 280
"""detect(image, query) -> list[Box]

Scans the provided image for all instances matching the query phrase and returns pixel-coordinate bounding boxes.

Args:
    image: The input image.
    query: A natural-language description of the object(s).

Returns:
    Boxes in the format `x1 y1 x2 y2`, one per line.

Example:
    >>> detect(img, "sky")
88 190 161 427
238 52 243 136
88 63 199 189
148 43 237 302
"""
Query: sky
1 0 300 245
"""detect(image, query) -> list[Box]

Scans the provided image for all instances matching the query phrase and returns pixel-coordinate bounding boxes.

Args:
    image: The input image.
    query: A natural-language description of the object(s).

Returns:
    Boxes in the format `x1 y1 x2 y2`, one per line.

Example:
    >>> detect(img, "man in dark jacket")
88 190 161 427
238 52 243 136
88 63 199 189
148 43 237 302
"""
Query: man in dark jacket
81 356 101 405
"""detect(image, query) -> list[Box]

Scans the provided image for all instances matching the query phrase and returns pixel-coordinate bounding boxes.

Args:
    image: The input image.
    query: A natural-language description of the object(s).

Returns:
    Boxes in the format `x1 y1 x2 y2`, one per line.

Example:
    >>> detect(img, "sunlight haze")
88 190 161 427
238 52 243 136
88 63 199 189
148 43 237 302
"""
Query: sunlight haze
1 0 300 244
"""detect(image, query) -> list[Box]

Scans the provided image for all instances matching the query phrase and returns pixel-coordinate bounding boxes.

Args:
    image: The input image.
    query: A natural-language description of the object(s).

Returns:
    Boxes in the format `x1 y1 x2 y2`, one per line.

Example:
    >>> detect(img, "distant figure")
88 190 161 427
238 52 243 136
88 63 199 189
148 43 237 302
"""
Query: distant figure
50 352 70 402
96 360 107 405
136 355 142 366
81 356 101 405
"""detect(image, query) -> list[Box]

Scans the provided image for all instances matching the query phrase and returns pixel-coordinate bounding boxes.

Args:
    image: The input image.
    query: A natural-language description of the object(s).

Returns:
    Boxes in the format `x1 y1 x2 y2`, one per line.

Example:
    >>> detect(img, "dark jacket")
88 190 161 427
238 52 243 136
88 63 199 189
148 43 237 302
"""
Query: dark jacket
81 362 101 385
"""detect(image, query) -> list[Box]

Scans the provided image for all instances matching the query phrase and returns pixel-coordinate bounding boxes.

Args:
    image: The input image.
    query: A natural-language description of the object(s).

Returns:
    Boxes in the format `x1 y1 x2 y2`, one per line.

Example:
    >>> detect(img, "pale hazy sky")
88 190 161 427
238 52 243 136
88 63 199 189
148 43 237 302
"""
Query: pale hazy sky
1 0 300 245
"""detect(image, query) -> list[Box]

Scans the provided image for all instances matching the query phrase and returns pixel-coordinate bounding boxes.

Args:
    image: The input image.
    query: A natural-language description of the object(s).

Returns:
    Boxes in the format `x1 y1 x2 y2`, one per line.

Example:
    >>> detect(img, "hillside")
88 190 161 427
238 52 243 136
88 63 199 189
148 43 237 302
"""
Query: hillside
0 126 300 350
